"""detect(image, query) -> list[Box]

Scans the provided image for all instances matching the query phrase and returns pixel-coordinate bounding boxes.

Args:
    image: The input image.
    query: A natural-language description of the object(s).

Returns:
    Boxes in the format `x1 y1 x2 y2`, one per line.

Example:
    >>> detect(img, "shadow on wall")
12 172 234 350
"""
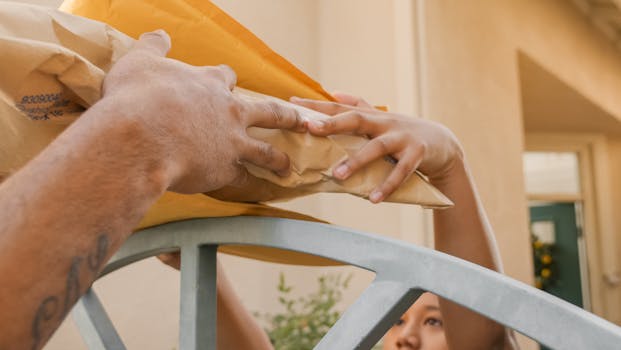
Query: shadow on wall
518 51 621 137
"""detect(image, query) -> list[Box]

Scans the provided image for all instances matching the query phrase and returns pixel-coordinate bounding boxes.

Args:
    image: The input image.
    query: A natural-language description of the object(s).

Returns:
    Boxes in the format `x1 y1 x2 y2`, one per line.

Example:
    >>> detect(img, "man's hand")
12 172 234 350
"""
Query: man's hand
104 30 306 194
0 30 304 350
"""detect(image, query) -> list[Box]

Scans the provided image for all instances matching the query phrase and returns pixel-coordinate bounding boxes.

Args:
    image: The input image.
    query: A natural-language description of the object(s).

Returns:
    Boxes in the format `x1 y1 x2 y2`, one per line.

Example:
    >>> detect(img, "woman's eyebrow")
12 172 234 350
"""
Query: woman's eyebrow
424 305 441 311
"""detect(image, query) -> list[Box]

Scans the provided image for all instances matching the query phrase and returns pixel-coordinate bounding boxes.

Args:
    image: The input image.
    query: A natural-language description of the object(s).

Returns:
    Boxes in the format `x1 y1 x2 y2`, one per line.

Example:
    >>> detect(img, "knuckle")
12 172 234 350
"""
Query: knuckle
343 110 362 122
232 133 247 150
218 63 234 75
350 112 368 132
401 157 417 171
413 141 428 156
224 97 243 121
383 178 400 192
218 64 237 82
258 143 276 163
292 108 303 127
397 163 412 177
375 138 391 154
266 101 284 125
328 102 342 114
205 65 227 82
323 118 337 130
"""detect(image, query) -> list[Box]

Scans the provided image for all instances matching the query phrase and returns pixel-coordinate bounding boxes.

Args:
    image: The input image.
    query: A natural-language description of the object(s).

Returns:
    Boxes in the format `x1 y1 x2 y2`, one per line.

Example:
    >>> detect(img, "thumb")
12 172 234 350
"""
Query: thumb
132 29 171 57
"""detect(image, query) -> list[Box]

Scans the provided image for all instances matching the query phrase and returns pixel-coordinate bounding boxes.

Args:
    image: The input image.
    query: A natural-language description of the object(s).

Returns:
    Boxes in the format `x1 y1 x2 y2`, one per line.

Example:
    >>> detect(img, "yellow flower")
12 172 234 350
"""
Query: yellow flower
535 279 543 289
533 240 543 249
541 254 552 264
541 268 551 278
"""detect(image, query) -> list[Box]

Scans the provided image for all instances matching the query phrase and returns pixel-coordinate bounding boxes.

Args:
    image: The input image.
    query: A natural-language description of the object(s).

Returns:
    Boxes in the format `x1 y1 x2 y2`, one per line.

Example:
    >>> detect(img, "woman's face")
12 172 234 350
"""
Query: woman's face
382 293 448 350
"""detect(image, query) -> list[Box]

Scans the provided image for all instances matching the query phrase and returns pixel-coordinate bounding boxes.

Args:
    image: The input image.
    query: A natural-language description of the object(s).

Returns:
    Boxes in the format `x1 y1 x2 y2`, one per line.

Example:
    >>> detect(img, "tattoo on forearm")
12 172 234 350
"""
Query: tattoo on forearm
30 234 109 350
88 235 109 271
62 257 83 316
31 297 59 348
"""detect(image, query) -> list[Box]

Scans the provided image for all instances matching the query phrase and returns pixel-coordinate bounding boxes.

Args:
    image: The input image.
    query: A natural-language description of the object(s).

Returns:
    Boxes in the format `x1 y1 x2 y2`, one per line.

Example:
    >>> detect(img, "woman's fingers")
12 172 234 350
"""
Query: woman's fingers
370 149 423 203
244 100 307 132
240 139 291 177
289 97 357 116
333 134 401 179
157 252 181 270
306 110 378 137
332 92 374 110
333 135 426 203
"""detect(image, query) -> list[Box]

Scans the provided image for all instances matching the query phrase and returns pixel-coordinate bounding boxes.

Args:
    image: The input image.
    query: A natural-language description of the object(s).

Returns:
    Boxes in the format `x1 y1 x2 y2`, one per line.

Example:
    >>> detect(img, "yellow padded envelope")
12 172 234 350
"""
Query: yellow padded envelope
60 0 333 102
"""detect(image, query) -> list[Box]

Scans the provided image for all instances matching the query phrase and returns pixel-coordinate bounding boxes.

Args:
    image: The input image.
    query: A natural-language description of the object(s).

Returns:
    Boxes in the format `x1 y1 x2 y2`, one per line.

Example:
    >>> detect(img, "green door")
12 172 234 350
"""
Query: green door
530 203 583 307
530 203 584 350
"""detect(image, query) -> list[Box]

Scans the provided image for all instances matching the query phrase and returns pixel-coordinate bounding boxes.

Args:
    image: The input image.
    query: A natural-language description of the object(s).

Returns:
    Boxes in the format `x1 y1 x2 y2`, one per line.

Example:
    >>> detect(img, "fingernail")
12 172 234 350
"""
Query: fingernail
311 120 325 130
334 164 350 179
140 29 166 40
369 190 383 203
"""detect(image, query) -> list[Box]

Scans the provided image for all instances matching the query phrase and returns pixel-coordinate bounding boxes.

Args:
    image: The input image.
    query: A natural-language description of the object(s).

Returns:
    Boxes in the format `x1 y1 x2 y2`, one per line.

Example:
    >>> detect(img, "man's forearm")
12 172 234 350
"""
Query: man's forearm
0 98 171 349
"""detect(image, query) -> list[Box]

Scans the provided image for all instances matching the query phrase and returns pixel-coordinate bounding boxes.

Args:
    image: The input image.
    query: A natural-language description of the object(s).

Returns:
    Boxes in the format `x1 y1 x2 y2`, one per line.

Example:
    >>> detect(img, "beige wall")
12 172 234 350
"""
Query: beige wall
421 0 533 284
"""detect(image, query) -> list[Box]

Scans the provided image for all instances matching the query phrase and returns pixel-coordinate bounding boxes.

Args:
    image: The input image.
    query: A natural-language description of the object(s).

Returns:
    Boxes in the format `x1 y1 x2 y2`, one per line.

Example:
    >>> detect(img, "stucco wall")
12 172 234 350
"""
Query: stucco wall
420 0 621 323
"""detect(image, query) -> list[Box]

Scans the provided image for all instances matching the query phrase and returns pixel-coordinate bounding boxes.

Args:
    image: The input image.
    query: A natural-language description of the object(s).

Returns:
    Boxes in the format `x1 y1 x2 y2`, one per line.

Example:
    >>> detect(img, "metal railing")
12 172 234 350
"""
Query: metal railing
72 217 621 349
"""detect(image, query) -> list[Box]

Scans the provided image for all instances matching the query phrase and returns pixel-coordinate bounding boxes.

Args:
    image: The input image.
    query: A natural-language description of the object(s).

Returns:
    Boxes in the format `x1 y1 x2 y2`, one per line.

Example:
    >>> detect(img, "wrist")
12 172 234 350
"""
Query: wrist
79 96 180 195
429 156 468 188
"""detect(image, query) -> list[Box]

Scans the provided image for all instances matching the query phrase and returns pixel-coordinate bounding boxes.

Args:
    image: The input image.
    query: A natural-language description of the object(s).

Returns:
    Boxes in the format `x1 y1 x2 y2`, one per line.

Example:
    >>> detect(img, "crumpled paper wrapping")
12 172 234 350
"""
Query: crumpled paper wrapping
0 2 452 265
239 90 452 206
0 1 452 208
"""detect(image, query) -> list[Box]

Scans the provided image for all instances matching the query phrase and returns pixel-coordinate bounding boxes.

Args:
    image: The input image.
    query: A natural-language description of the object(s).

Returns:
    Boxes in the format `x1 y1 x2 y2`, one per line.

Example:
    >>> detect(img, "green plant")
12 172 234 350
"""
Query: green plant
256 272 352 350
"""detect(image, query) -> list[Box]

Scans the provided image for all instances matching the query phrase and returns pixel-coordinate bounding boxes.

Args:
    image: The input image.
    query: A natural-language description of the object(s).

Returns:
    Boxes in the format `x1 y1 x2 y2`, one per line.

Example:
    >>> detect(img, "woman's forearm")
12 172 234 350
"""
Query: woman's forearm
216 263 274 350
431 158 517 349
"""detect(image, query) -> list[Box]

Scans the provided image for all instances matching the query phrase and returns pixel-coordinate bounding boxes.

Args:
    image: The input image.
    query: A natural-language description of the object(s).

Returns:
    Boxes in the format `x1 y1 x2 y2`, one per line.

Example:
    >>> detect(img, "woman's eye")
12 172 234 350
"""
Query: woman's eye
394 318 405 326
424 317 443 327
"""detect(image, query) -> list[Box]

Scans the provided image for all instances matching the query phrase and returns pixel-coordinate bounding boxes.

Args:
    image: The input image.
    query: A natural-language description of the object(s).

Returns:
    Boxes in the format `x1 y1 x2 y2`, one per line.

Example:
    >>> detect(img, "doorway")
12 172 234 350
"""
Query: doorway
523 151 591 310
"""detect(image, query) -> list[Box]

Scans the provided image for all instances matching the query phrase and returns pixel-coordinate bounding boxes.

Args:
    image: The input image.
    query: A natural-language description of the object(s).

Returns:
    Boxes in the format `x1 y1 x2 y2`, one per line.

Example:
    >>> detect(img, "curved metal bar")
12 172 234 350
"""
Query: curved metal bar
72 290 126 350
179 245 218 350
90 217 621 350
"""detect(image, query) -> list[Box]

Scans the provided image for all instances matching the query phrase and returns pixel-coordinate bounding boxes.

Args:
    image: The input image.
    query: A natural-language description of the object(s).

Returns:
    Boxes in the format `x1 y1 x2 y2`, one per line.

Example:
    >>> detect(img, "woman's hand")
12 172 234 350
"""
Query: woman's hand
290 93 464 203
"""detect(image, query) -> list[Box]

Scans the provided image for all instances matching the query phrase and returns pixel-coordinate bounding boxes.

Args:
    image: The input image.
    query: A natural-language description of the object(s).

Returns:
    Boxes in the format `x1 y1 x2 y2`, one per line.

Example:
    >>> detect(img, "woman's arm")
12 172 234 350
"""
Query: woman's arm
292 94 518 349
430 159 518 349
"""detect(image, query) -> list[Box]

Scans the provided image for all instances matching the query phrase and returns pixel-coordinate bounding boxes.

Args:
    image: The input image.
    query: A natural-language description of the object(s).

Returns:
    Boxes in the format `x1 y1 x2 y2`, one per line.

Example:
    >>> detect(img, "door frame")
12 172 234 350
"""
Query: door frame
525 132 617 319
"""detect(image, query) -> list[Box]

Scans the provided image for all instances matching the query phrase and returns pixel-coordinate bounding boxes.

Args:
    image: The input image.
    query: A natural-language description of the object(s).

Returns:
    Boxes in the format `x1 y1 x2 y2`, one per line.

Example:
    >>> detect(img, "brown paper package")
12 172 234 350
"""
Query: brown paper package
0 3 452 209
